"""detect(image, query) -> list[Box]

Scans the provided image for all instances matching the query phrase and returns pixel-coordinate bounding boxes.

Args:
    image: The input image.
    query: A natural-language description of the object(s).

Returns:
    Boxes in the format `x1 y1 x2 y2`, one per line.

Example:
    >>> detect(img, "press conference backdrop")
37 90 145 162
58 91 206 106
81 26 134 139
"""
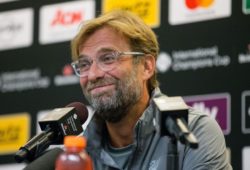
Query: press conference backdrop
0 0 249 169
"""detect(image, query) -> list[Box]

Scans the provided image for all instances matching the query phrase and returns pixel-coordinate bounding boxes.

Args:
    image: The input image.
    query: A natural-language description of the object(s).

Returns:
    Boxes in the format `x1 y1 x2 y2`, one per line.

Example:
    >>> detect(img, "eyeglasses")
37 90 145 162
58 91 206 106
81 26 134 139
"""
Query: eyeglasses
71 51 145 77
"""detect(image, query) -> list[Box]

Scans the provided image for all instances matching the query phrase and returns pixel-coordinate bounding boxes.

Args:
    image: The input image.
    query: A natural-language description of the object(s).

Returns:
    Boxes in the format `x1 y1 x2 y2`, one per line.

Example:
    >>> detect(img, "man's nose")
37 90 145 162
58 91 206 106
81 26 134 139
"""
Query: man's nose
87 61 105 81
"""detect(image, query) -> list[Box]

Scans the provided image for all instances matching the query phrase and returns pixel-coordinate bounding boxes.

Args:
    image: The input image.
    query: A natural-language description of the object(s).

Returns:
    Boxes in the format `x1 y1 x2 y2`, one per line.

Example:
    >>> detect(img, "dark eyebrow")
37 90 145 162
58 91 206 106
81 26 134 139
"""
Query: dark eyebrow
78 54 89 59
97 48 117 54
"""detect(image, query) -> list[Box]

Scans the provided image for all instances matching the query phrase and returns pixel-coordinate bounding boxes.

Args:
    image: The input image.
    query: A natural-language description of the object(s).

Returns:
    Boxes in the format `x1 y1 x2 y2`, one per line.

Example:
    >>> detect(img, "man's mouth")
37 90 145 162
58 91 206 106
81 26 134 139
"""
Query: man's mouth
88 84 115 95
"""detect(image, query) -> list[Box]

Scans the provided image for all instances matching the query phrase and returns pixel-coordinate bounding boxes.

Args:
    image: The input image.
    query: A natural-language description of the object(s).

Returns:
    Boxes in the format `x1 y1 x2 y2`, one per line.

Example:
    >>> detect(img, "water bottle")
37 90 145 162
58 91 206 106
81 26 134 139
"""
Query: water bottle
55 135 93 170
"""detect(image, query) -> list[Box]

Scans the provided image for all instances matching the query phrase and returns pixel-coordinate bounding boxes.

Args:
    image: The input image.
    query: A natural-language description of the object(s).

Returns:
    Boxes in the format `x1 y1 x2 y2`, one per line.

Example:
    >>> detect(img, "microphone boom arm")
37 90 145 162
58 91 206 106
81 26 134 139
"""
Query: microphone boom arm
15 129 55 163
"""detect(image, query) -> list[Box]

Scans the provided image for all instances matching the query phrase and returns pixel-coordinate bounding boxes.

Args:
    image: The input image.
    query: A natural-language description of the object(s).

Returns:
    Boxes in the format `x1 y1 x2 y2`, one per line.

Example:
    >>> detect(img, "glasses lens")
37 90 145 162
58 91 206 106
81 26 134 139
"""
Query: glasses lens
71 58 90 77
97 52 118 71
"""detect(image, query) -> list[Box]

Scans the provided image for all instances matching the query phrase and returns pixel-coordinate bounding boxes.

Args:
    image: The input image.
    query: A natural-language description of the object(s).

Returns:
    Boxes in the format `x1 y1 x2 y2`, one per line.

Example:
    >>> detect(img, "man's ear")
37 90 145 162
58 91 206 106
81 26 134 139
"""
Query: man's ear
142 54 156 80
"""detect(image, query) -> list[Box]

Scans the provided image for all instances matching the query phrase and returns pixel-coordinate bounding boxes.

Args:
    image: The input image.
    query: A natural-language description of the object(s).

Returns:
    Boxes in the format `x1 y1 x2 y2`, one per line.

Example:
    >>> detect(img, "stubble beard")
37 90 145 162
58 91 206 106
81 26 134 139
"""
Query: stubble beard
83 69 142 123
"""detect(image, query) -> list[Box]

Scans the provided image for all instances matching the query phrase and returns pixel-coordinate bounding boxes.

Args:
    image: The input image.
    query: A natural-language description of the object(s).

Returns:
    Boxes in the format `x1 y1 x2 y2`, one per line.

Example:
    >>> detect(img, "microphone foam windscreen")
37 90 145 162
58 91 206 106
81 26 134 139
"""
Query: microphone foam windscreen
66 102 88 124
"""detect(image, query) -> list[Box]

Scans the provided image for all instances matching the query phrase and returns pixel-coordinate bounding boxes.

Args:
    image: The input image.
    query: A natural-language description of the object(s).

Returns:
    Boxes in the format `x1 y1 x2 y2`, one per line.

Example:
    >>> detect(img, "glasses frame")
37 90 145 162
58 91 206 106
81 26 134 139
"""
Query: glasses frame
71 51 145 77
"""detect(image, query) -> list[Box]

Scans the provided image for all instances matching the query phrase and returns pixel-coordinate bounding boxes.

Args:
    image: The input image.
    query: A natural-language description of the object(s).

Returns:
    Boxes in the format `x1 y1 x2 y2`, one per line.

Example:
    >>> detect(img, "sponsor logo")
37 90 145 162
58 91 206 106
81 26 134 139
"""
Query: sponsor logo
243 0 250 14
238 43 250 64
243 147 250 170
185 0 214 10
238 53 250 64
54 64 79 86
102 0 160 28
0 8 33 51
39 0 95 44
156 46 230 73
242 91 250 133
169 0 231 25
0 68 50 93
0 113 30 154
184 93 231 135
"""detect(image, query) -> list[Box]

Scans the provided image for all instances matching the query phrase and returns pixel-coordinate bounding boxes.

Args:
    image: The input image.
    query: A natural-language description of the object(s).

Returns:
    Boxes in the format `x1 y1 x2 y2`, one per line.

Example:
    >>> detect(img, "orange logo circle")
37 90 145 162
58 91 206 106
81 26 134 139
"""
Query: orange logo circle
185 0 214 9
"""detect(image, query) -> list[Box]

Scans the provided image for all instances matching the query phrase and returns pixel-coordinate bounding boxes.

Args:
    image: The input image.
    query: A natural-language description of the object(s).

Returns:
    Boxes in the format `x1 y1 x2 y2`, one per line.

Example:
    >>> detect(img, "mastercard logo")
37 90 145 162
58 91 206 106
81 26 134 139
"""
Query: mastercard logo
185 0 214 9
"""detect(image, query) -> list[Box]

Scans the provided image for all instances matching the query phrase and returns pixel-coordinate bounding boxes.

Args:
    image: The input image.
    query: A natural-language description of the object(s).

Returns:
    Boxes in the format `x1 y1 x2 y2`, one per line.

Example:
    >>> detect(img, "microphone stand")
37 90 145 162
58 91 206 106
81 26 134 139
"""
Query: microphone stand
164 116 198 170
167 137 178 170
153 96 199 170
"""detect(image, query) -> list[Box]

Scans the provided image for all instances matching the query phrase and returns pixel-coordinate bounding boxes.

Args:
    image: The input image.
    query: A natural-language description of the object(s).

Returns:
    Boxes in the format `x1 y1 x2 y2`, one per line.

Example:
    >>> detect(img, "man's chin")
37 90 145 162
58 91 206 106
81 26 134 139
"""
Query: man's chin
91 94 114 106
91 90 114 99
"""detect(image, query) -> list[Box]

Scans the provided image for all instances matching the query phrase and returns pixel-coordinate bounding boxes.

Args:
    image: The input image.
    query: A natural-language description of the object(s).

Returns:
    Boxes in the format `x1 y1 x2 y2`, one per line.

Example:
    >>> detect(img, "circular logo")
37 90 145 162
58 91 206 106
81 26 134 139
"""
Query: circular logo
156 52 172 73
185 0 214 9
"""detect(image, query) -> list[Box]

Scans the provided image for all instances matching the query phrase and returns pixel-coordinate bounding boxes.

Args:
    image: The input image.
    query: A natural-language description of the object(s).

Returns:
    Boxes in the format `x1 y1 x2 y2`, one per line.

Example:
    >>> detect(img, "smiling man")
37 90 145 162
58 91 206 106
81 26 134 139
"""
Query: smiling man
71 10 232 170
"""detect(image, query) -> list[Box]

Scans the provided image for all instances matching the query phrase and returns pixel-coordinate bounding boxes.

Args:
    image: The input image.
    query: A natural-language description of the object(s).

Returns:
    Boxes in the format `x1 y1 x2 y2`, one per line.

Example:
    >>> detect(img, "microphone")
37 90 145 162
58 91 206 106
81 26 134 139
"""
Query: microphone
153 96 198 148
15 102 88 163
23 147 63 170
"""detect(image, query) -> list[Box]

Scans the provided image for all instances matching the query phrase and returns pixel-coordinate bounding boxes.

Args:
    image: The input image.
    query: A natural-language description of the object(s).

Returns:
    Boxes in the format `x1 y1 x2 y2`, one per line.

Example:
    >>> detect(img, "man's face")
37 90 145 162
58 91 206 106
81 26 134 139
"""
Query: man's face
78 27 144 122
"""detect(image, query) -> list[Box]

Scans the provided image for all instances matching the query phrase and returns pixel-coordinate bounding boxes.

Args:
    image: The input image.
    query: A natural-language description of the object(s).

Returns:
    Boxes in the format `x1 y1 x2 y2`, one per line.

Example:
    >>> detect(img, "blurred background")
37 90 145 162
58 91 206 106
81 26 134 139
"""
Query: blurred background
0 0 249 169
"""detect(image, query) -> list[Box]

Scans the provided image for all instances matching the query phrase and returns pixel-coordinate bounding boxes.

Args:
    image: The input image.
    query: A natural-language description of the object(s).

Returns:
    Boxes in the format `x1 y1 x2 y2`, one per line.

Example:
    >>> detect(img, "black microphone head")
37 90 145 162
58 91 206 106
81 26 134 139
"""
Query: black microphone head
66 102 88 125
23 147 63 170
15 102 88 164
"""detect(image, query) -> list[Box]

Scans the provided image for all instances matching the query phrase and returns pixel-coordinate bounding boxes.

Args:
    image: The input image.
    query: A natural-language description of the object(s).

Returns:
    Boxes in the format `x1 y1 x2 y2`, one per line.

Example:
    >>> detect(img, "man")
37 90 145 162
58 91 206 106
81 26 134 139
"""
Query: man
71 10 232 170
